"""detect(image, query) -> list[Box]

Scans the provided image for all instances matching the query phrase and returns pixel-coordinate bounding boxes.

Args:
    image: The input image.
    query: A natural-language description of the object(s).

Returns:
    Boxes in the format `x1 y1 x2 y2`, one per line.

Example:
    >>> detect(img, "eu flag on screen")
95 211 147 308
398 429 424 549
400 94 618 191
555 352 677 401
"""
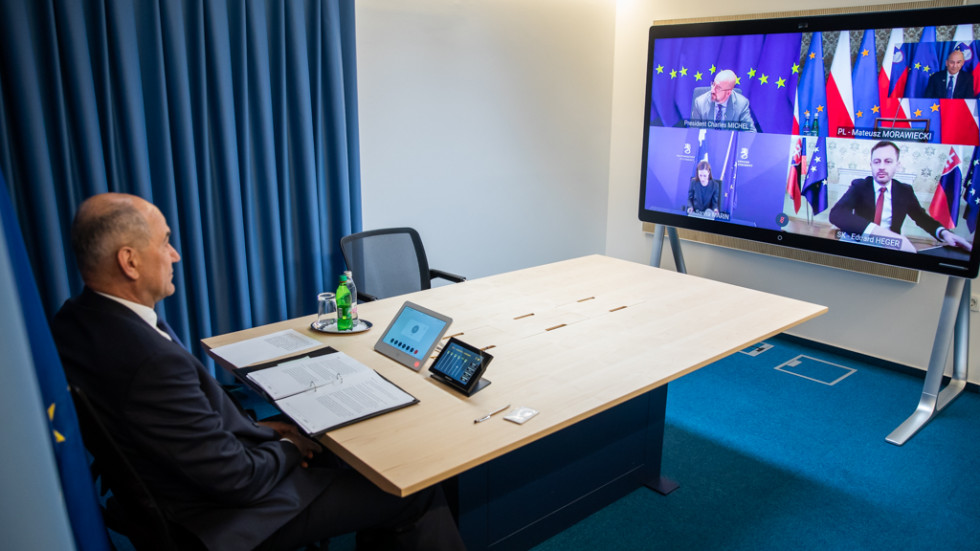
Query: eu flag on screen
651 33 800 132
929 147 962 229
745 33 803 133
963 147 980 233
651 37 685 127
852 30 879 130
798 32 828 137
802 136 828 214
904 27 938 98
905 98 943 144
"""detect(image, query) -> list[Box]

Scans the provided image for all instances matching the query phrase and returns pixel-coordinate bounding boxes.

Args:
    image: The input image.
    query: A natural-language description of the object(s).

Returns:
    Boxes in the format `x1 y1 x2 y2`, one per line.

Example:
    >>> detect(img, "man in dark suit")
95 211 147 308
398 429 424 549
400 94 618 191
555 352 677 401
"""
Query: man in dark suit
690 69 756 132
52 193 464 551
923 49 975 99
829 141 972 253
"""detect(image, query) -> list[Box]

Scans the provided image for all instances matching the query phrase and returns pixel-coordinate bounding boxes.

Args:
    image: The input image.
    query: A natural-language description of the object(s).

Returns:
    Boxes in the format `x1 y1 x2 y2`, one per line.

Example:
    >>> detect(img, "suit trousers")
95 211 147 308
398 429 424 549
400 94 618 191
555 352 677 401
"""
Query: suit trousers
254 465 465 551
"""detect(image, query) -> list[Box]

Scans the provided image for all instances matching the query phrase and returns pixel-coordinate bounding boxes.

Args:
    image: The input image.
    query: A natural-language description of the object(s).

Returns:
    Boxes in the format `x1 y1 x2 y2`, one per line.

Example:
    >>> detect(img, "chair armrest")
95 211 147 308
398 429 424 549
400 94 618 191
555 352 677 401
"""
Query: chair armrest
429 268 466 284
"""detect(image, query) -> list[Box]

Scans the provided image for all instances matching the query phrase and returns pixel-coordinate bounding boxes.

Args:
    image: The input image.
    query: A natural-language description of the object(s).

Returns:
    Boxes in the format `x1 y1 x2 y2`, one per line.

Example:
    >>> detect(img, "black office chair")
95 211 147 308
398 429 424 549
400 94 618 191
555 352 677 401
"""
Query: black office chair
340 227 465 301
69 384 204 551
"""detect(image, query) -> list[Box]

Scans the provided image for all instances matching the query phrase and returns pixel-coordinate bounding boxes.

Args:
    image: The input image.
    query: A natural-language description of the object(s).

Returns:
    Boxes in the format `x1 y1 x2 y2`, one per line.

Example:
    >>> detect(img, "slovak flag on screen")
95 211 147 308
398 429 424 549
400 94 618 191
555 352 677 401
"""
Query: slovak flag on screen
786 137 805 213
929 147 962 230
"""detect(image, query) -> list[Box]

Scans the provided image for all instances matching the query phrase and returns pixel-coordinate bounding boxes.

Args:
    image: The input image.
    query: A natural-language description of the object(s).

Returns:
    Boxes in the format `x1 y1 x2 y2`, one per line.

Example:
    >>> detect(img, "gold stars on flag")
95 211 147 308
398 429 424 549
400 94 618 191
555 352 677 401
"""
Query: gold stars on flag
48 403 65 443
747 68 757 78
758 74 769 85
656 65 664 74
776 77 786 88
695 71 703 81
792 63 800 74
931 103 940 112
670 69 677 78
871 105 880 113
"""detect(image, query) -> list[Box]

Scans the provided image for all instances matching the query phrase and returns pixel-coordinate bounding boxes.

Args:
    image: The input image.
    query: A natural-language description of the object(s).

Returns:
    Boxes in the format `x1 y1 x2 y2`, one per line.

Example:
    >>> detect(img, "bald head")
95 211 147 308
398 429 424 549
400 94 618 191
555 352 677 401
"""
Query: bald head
71 193 152 282
947 50 965 76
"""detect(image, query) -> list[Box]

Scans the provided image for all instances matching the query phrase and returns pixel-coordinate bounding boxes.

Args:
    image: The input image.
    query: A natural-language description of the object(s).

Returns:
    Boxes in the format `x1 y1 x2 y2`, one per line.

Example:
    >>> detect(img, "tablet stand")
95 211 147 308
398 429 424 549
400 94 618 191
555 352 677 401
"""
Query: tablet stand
469 378 492 396
886 276 971 446
649 225 687 274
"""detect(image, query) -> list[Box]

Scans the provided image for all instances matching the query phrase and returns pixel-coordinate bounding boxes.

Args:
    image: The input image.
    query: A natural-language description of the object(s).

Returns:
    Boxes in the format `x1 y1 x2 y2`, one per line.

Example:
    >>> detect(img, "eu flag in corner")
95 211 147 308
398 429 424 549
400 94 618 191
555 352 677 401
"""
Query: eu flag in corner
802 136 829 214
798 32 828 137
929 147 962 229
962 147 980 233
0 173 110 550
904 27 938 99
852 30 879 130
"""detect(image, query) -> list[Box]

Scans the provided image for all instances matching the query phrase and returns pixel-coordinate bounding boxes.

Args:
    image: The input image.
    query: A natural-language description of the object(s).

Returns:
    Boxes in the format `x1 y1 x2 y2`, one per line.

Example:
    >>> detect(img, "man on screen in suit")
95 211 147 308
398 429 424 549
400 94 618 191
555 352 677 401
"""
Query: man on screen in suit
690 69 756 132
829 141 972 253
923 49 975 99
51 193 465 551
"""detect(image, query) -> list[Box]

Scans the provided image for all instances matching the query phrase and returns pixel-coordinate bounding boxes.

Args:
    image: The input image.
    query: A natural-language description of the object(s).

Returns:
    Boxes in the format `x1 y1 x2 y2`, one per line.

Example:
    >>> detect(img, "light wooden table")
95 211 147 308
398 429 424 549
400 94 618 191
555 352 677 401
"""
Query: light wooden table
203 255 826 549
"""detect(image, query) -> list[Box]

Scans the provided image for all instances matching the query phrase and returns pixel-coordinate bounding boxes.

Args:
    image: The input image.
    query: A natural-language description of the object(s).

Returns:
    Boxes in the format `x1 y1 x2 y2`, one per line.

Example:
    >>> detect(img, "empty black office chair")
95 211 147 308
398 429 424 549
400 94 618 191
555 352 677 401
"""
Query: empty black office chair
69 384 204 551
340 227 465 301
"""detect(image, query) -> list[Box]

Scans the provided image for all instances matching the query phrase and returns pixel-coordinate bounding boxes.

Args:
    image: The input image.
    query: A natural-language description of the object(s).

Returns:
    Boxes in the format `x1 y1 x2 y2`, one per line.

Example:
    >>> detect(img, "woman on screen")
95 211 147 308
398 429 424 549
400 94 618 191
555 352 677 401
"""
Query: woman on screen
687 160 721 216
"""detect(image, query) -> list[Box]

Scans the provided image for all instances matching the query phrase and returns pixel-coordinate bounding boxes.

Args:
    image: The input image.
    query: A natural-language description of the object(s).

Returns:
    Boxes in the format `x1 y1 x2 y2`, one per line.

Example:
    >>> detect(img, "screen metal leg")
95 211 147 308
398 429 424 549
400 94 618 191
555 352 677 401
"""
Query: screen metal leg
886 277 970 446
649 225 686 274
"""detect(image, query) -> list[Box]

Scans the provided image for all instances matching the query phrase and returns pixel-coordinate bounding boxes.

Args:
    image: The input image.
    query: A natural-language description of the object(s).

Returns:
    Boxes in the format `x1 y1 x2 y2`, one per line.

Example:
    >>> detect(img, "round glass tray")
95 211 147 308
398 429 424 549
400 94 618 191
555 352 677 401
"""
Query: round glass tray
310 319 373 334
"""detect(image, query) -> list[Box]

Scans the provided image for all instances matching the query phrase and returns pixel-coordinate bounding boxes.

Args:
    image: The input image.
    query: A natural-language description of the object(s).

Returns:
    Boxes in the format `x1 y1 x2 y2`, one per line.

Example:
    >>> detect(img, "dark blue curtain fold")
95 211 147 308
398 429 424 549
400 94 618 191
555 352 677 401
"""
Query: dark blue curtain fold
0 0 362 369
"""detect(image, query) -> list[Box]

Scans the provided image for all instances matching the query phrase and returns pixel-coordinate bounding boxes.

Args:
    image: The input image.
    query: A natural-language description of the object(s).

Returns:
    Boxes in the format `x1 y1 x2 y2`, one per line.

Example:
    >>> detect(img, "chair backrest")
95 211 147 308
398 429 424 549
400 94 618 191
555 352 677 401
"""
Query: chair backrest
340 227 432 300
69 384 199 551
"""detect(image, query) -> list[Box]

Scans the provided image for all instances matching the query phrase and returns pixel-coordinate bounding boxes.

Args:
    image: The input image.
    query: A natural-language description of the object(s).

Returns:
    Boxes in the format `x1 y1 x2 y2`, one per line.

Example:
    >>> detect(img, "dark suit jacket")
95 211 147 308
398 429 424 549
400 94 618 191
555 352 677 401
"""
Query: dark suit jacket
923 69 975 99
52 289 335 551
829 176 942 238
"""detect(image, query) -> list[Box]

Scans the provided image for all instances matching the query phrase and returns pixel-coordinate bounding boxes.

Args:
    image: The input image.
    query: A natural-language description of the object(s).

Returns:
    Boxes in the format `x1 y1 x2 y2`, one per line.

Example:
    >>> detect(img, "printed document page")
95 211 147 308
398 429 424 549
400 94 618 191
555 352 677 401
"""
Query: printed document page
210 329 322 367
249 351 417 434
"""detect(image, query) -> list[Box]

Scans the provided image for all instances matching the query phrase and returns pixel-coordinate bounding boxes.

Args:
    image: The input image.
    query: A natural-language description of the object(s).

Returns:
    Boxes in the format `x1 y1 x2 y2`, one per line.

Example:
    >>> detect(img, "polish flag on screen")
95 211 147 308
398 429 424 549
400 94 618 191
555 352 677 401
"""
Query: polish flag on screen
827 31 855 136
929 147 963 230
879 28 905 100
940 99 980 146
878 98 911 129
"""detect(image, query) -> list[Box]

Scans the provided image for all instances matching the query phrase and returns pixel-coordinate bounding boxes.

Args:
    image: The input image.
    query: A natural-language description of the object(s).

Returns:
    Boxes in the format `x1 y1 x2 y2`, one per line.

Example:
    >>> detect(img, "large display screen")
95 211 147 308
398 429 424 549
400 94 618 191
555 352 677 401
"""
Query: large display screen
639 5 980 278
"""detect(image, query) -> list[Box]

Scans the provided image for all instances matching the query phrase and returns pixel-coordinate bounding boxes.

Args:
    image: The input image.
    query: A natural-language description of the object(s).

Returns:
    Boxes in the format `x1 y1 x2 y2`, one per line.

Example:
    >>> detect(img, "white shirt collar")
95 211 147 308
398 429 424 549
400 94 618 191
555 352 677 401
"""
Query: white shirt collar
95 291 171 340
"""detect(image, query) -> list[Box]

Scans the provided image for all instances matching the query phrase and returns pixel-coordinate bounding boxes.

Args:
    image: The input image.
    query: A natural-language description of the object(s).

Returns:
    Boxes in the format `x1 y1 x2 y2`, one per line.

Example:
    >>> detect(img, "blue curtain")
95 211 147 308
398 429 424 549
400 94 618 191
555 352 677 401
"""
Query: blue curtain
0 0 362 369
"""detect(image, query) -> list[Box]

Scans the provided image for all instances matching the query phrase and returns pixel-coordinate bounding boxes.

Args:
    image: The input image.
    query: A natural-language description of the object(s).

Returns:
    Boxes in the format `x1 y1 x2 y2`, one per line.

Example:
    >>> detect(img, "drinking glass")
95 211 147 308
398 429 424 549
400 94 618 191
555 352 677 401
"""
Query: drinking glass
314 292 337 331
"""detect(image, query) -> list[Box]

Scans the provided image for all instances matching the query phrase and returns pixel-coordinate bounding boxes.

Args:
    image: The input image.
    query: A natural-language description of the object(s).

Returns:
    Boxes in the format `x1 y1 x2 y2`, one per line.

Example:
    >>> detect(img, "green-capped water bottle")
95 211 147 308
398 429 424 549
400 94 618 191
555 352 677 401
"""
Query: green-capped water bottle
336 274 353 331
344 270 359 329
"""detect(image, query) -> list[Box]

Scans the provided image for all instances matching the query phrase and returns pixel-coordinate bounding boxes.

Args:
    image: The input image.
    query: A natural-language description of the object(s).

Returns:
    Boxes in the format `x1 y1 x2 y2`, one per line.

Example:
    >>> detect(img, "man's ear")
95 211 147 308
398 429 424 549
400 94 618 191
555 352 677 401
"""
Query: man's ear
117 246 140 281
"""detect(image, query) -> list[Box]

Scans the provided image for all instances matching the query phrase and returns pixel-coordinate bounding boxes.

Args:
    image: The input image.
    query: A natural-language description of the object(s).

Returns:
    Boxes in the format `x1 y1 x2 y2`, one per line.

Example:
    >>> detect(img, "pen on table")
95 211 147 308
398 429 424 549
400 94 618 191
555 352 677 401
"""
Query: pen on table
474 404 510 424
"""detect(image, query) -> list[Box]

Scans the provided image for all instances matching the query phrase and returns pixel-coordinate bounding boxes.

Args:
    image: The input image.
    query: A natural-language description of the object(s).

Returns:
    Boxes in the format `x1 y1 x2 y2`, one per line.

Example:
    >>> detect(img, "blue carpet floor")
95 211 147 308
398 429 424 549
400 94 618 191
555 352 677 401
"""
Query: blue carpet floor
529 335 980 551
109 336 980 550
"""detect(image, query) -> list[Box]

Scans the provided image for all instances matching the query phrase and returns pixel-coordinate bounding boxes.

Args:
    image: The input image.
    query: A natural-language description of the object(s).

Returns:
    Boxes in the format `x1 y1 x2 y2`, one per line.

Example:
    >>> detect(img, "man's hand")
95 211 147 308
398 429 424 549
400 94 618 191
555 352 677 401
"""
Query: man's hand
940 228 974 252
260 420 323 467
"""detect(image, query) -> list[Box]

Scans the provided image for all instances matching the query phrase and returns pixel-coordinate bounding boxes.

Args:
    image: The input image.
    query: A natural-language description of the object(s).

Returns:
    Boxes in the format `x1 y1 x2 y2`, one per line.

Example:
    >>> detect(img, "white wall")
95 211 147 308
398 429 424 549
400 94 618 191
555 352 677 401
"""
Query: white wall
355 0 616 279
357 0 980 383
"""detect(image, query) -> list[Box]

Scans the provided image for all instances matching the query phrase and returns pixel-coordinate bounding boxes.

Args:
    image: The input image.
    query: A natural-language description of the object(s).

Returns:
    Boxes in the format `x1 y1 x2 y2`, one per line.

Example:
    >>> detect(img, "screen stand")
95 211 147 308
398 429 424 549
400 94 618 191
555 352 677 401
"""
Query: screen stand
886 276 970 446
649 225 687 274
